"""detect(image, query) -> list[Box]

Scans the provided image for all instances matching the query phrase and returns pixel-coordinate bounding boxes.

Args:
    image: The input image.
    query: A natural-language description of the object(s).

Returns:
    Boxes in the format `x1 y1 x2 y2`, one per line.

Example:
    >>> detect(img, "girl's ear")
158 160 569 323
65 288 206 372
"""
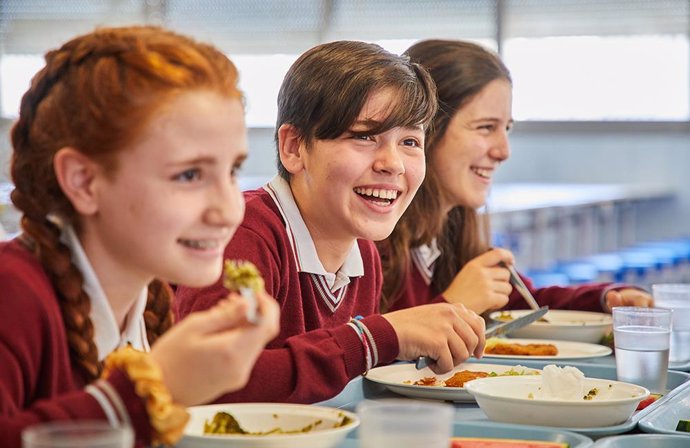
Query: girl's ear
53 147 102 215
277 123 306 175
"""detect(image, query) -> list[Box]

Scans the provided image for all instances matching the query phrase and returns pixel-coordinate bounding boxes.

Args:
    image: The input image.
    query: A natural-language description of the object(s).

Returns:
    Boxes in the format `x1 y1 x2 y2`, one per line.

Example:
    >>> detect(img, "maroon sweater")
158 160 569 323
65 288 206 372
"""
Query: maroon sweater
0 239 152 447
175 187 399 404
387 252 611 312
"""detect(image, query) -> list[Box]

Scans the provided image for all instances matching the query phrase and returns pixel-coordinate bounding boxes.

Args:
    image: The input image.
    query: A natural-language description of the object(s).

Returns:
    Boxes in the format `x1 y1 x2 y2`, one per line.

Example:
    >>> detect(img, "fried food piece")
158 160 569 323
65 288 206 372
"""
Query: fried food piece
444 370 490 387
223 260 265 294
485 342 558 356
413 377 439 386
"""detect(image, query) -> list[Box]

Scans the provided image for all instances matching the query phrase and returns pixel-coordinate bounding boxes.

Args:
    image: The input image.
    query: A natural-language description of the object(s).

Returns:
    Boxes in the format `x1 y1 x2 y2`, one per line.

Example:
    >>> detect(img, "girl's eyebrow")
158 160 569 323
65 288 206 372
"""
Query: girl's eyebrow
165 156 216 167
166 152 248 167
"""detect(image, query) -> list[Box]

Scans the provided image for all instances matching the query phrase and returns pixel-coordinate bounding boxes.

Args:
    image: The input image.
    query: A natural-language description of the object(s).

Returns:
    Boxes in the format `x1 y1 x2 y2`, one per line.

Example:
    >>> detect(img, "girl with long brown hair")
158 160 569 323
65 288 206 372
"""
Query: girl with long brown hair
379 39 652 314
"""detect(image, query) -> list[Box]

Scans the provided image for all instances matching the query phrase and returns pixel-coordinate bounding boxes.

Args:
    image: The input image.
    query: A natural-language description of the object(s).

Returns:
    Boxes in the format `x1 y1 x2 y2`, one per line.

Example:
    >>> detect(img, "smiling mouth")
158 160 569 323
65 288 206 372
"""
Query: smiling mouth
471 167 492 179
353 187 400 206
178 238 222 250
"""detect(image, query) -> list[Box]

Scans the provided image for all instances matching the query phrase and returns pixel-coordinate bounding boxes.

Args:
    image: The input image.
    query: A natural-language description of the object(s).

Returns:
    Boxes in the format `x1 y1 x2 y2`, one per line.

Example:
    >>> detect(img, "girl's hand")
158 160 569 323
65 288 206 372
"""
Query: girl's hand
383 302 485 374
150 291 280 405
604 288 654 312
442 248 515 314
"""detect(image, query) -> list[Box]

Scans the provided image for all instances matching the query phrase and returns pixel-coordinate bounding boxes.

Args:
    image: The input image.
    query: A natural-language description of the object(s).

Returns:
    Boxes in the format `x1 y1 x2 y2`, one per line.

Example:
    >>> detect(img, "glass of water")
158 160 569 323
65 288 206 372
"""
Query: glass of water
652 284 690 363
613 306 672 393
357 399 454 448
22 421 133 448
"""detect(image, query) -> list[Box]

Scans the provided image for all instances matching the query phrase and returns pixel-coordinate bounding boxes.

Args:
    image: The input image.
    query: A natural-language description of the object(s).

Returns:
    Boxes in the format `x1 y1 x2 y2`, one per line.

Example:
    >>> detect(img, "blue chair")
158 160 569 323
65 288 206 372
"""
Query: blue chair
555 261 599 285
524 270 571 289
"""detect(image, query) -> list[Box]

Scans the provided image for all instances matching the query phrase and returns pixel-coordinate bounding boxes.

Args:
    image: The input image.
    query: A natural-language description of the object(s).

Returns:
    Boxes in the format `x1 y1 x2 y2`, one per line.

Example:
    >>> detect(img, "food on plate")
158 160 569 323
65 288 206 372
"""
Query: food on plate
203 411 351 435
636 393 662 410
451 438 569 447
223 260 265 294
406 367 539 388
599 331 614 351
676 419 690 432
412 370 489 387
526 364 615 402
484 338 558 356
494 311 548 324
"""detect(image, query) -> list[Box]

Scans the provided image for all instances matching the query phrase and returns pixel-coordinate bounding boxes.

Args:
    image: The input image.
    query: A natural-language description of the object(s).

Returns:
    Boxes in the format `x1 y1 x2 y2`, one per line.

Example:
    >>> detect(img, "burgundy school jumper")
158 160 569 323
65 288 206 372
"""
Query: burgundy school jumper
0 239 152 448
175 183 399 404
385 244 618 312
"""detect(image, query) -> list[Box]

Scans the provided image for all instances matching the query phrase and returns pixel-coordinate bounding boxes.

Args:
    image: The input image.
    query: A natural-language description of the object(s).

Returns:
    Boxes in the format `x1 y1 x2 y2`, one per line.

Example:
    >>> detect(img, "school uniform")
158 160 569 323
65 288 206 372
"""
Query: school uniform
175 175 399 404
386 241 616 312
0 229 155 447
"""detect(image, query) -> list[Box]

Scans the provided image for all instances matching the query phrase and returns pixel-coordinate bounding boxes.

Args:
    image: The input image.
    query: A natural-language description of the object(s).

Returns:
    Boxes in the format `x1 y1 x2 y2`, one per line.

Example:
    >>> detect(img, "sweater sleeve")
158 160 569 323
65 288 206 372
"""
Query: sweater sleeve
212 314 398 404
0 243 152 447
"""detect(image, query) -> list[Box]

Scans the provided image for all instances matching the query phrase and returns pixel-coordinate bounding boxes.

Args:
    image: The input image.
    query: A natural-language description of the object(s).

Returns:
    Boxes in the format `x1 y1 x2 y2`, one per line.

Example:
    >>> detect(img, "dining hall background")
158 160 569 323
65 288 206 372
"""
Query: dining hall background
1 0 688 288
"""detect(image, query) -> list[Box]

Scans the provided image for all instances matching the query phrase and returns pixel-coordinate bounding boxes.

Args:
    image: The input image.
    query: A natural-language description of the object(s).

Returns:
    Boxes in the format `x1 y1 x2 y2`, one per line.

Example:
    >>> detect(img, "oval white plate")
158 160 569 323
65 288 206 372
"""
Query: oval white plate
490 309 612 344
483 338 612 360
364 362 540 402
466 375 649 428
178 403 358 448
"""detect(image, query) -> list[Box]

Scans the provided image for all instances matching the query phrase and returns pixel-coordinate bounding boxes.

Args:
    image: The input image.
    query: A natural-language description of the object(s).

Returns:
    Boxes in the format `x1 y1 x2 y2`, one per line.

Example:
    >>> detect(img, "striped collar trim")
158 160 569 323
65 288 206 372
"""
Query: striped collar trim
263 175 364 280
411 240 441 286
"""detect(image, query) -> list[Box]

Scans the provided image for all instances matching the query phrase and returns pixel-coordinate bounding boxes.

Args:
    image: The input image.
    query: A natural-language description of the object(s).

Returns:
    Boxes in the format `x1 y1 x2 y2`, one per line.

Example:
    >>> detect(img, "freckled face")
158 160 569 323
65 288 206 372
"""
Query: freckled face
430 79 513 210
82 91 248 288
290 88 427 245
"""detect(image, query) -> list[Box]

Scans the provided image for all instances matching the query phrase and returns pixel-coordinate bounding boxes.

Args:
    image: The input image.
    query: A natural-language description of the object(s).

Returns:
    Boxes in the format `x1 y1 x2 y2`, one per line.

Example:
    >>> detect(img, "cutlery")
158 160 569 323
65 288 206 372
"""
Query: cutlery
239 286 260 324
414 306 549 370
502 262 543 313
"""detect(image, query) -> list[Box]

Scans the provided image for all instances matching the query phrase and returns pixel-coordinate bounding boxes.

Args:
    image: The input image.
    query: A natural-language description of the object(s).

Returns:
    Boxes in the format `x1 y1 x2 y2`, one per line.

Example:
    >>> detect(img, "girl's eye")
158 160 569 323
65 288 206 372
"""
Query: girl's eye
173 168 201 182
351 133 375 142
478 124 495 132
230 163 243 179
506 123 514 134
401 137 422 149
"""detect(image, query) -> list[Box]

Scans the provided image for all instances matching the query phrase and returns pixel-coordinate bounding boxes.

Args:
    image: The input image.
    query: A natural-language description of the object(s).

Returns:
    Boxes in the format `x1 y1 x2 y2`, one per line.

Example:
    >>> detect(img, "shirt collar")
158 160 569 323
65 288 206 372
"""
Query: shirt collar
414 239 441 268
61 226 150 360
263 175 364 280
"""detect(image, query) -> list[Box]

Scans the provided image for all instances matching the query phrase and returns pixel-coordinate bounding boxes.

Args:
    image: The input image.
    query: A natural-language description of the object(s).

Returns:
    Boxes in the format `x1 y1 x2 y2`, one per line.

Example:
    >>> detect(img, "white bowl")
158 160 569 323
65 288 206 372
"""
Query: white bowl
490 309 612 343
178 403 359 448
465 375 649 428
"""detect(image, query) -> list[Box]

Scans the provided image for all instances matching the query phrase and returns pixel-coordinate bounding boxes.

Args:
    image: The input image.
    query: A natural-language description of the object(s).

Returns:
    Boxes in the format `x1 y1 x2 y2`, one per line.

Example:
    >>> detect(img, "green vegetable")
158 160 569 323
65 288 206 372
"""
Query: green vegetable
676 419 690 432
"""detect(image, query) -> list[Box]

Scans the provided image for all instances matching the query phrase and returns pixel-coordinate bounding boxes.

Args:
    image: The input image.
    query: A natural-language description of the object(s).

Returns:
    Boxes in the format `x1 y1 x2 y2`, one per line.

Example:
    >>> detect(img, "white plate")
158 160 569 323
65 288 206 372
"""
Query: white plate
466 375 649 428
364 362 541 402
490 309 613 344
178 403 359 448
483 338 612 360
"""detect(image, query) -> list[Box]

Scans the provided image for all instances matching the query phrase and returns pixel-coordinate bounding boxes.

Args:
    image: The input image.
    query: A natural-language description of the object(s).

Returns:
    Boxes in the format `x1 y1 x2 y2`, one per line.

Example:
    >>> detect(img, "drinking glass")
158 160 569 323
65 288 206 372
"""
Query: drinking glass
613 306 672 393
22 421 133 448
356 399 454 448
652 284 690 363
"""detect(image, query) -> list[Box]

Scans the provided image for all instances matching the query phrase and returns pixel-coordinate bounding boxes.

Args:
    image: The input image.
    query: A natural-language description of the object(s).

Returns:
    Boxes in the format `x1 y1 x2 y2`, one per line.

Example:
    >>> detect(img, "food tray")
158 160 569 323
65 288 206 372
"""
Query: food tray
638 379 690 436
336 421 592 448
470 358 690 438
592 433 690 447
318 360 690 440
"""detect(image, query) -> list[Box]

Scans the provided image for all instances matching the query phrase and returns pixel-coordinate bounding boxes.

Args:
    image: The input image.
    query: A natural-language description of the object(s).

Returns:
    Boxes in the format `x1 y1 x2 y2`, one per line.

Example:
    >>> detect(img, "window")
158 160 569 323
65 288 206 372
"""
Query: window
505 35 689 121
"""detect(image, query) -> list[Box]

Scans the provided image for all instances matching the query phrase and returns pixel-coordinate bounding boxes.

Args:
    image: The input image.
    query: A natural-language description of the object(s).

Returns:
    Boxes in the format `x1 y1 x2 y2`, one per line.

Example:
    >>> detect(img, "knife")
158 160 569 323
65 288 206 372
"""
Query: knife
414 306 549 370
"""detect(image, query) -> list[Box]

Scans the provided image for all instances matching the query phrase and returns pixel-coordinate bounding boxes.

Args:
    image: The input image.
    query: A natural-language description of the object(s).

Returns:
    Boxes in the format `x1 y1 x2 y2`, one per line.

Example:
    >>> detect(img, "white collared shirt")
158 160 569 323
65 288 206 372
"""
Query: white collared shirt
61 226 150 360
412 239 441 286
263 175 364 294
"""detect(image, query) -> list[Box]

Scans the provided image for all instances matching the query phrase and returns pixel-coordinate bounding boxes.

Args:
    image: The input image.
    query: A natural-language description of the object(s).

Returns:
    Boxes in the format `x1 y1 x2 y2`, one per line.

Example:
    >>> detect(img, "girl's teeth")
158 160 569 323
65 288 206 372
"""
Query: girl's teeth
179 239 218 249
354 187 399 200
